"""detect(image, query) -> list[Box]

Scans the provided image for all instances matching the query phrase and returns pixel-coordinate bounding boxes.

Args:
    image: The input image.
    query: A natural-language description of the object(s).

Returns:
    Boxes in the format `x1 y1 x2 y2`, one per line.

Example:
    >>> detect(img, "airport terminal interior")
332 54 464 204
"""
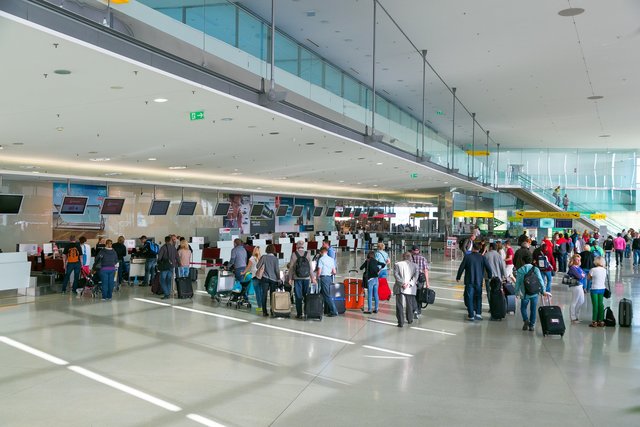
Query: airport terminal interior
1 0 639 426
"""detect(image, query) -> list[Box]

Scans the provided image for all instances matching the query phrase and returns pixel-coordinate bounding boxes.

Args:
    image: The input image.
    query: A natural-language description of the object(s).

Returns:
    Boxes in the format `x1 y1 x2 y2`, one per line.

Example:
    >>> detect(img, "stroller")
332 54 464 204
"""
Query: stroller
205 267 252 309
228 271 252 309
76 266 98 297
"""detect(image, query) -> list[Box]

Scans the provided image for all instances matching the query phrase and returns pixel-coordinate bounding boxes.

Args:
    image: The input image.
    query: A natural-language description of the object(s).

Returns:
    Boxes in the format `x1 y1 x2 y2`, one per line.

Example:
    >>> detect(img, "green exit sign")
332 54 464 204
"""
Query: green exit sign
189 111 204 121
436 110 444 116
410 173 418 178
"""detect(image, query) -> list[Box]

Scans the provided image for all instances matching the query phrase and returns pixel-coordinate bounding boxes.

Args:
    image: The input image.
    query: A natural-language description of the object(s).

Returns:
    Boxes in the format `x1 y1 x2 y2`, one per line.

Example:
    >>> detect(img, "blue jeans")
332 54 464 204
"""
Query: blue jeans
160 270 173 297
234 266 246 283
378 269 388 279
520 295 538 326
625 245 631 258
293 279 310 316
543 270 553 293
633 249 640 266
558 253 568 272
367 278 379 312
100 269 115 299
178 266 189 278
62 262 82 292
605 251 612 266
319 276 337 315
582 269 591 291
464 282 482 318
252 279 263 310
144 258 157 285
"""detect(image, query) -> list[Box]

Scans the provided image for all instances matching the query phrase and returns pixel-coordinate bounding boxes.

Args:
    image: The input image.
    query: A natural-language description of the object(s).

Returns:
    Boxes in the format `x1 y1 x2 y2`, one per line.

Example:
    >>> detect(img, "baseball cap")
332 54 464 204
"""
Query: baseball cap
411 245 420 251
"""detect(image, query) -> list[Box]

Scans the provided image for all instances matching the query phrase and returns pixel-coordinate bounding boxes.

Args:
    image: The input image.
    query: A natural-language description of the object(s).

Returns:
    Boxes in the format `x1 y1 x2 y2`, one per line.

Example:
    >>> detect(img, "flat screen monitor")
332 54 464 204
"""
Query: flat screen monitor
276 205 289 217
367 209 376 218
250 204 265 217
342 207 352 217
555 219 573 229
178 201 197 216
353 208 362 217
60 196 88 215
149 200 170 216
0 194 24 214
313 206 324 217
325 207 336 217
214 202 230 216
292 205 304 217
539 218 555 228
100 197 125 215
522 218 540 228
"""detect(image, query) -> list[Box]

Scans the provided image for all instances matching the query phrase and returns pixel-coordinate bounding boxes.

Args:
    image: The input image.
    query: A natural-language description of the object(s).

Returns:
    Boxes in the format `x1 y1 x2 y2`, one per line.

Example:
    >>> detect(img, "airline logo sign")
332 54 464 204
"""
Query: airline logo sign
453 211 494 218
590 213 607 220
515 211 580 219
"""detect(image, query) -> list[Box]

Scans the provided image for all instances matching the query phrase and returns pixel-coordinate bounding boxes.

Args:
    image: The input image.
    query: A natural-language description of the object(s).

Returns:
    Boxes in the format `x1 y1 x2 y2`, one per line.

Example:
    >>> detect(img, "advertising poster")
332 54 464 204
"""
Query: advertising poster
276 197 315 233
223 194 251 234
250 195 276 234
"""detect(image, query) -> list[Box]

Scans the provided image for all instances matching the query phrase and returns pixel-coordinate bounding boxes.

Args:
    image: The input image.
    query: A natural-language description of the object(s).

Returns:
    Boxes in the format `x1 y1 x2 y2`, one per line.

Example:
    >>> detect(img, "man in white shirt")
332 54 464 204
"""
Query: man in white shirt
79 236 92 272
315 247 338 317
393 252 419 327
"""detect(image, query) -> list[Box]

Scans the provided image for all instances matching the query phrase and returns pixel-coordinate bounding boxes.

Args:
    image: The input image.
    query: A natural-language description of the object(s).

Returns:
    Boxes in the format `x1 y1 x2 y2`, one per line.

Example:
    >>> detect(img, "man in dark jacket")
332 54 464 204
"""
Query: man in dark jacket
112 236 128 286
514 240 533 270
157 235 178 299
456 242 490 321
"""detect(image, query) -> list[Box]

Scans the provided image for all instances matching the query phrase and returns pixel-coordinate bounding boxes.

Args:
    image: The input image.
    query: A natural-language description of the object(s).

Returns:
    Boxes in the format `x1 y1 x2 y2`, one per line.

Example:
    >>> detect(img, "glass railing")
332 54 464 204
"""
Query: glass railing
36 0 502 185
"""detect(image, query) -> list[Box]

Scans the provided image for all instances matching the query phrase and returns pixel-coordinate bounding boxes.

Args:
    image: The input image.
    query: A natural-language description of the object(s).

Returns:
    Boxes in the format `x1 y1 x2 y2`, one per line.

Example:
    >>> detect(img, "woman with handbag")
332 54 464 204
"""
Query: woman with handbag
587 257 607 327
243 246 262 314
567 254 586 324
360 251 385 314
255 244 280 317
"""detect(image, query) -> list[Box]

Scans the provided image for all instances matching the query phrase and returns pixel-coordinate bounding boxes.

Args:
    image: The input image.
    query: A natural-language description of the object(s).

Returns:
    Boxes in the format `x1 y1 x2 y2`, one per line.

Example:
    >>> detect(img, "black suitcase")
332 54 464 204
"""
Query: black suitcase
151 273 162 295
325 282 346 315
488 278 506 320
189 267 198 282
305 294 323 320
619 298 633 327
176 277 194 299
538 296 565 337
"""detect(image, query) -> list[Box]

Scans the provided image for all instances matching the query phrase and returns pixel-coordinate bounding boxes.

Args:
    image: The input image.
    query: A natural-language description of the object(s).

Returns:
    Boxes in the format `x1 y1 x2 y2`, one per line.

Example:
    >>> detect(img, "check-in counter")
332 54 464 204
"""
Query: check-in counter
0 252 31 292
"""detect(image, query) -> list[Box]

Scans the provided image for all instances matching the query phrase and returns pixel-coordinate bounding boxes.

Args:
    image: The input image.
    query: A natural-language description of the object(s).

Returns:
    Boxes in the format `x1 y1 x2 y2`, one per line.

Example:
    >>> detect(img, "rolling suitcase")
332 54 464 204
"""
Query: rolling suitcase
305 283 323 320
538 296 565 337
151 273 162 295
176 277 193 299
618 298 633 327
271 288 291 318
344 270 364 310
189 267 198 282
377 277 392 301
488 278 506 320
325 282 346 314
506 295 516 314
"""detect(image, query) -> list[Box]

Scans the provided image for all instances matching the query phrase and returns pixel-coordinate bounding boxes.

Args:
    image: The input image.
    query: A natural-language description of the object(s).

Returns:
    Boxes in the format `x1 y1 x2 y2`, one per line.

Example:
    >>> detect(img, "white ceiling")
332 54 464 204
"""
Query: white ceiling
0 12 487 203
238 0 640 149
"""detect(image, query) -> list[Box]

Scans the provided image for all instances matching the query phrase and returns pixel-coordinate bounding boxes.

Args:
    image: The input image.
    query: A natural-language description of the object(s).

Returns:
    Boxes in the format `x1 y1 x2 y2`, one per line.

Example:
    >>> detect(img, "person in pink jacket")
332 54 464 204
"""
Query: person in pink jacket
613 233 626 267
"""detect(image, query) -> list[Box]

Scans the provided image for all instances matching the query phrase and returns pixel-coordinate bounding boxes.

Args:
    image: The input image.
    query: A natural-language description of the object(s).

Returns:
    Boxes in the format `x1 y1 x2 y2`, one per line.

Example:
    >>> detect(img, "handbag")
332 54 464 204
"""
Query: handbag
604 273 611 299
255 264 265 280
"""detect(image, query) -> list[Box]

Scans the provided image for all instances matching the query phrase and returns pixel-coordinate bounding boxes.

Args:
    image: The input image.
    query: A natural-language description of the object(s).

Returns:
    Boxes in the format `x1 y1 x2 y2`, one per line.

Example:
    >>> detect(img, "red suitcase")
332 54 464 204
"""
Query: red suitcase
377 277 392 301
344 272 365 310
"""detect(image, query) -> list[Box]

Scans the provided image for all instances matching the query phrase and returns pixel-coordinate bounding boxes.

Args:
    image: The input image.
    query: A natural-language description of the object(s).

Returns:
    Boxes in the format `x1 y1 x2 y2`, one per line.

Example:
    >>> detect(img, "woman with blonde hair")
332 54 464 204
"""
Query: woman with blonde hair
566 254 586 323
177 240 191 278
243 246 262 313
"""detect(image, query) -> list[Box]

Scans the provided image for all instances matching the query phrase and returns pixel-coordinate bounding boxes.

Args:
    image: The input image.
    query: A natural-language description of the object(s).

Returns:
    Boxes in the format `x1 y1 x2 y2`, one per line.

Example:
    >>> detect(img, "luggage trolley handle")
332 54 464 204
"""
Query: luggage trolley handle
541 293 553 306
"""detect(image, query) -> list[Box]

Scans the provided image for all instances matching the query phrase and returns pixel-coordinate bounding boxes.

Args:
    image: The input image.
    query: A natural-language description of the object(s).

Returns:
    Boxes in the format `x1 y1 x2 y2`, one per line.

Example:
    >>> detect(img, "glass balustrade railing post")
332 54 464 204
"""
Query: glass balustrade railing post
496 143 501 189
471 112 476 179
450 87 456 170
421 49 427 159
485 130 490 185
370 0 377 137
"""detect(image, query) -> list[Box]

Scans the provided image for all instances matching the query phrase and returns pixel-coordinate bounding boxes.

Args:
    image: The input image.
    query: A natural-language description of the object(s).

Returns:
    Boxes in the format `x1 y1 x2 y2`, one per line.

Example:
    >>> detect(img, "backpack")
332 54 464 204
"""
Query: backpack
559 241 568 254
536 254 550 271
67 245 80 263
147 241 160 255
523 267 542 296
603 240 613 251
294 251 311 278
458 238 468 252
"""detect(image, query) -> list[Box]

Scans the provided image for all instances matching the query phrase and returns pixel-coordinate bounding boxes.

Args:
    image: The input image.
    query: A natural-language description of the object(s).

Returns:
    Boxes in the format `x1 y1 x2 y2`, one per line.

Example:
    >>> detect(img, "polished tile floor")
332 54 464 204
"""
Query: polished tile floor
1 253 639 427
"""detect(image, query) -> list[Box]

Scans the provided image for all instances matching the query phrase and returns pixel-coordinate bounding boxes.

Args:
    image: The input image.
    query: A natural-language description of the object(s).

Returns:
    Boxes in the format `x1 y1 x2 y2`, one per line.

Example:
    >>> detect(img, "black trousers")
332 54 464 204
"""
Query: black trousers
395 293 416 326
615 249 624 265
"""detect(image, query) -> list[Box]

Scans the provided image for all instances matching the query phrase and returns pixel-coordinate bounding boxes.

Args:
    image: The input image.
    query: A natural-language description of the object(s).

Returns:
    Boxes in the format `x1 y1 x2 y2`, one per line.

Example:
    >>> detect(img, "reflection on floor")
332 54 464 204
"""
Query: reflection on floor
1 253 639 426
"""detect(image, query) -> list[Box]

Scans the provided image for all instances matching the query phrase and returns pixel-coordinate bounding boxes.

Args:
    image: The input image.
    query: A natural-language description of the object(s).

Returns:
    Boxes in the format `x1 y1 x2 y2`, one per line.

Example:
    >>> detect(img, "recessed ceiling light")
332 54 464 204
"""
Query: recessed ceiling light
334 150 343 153
221 117 233 121
306 10 316 17
306 142 315 145
558 8 585 17
444 181 449 184
53 69 71 75
257 187 262 190
104 172 122 176
12 142 24 146
376 162 383 165
89 157 111 162
168 166 186 170
19 165 40 170
0 145 4 150
357 182 362 185
358 157 365 160
31 171 40 174
599 135 611 138
148 157 157 161
247 125 256 128
110 86 124 90
231 172 243 176
339 180 345 183
269 132 280 135
587 95 603 100
88 151 98 154
56 127 64 131
373 184 378 187
153 98 168 103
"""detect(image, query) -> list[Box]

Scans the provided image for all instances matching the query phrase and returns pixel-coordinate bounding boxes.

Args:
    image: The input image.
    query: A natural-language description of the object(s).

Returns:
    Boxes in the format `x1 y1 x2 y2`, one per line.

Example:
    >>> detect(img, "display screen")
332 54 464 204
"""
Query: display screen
555 219 573 229
342 207 352 217
149 200 170 215
0 194 24 214
250 204 265 217
325 207 336 217
313 206 324 217
539 218 555 228
178 201 197 216
522 218 540 228
214 202 230 216
353 208 362 217
60 196 88 215
100 198 125 215
276 205 289 217
292 205 304 217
